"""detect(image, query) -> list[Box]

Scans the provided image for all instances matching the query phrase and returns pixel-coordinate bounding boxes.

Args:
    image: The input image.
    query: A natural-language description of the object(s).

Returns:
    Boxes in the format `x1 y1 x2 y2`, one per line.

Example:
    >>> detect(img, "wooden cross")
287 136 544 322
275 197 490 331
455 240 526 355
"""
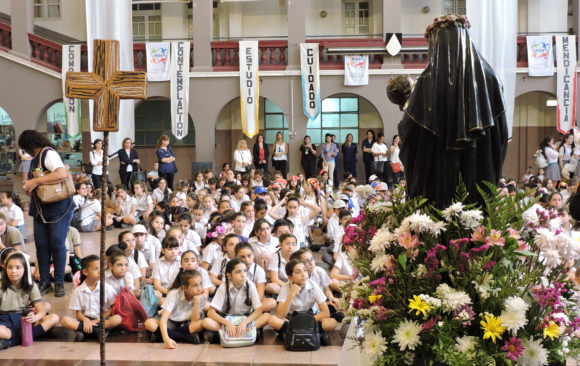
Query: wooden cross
65 39 147 131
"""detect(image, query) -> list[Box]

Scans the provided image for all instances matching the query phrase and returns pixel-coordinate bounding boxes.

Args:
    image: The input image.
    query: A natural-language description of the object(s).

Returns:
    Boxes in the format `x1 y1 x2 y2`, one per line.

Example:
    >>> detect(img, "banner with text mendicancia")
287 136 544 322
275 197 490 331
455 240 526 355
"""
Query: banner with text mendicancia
300 43 320 120
170 41 190 140
344 55 369 86
239 41 259 138
61 44 81 137
556 35 577 134
146 42 171 81
526 36 554 77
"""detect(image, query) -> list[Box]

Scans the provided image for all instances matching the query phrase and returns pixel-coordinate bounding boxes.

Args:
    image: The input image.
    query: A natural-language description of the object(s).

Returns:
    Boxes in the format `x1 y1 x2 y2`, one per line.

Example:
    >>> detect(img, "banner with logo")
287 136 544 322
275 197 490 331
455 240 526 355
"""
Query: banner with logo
170 41 190 140
555 35 577 134
526 36 554 77
61 44 81 137
146 42 171 81
239 41 259 138
344 55 369 86
300 43 320 120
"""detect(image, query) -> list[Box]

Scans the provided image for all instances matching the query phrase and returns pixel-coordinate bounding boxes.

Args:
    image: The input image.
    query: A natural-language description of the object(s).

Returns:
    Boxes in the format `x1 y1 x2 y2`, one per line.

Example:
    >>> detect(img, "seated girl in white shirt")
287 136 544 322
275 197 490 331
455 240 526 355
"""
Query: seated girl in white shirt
266 233 298 295
175 250 213 298
152 237 181 305
235 242 275 312
209 234 240 288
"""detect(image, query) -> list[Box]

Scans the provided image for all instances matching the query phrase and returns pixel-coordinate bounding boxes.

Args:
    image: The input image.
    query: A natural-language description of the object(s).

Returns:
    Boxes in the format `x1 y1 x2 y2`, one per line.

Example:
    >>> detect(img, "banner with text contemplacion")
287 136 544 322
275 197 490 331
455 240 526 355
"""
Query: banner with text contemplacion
239 41 259 138
170 41 190 140
61 44 81 137
556 35 577 134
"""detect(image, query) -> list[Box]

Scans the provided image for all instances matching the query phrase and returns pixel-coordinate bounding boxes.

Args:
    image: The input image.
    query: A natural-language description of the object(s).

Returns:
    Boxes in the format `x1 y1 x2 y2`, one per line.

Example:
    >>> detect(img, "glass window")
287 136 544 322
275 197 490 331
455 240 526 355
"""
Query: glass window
46 102 83 173
0 107 16 179
264 99 287 144
47 0 60 18
307 97 360 144
443 0 466 14
135 100 195 147
34 0 43 18
343 1 370 35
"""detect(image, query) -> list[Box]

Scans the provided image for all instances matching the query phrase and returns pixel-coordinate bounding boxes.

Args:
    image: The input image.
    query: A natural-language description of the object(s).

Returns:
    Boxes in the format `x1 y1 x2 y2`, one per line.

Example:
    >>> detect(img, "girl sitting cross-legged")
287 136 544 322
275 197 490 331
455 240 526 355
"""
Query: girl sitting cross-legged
266 233 298 295
145 269 206 348
152 236 181 305
174 250 213 299
235 242 276 312
209 234 240 288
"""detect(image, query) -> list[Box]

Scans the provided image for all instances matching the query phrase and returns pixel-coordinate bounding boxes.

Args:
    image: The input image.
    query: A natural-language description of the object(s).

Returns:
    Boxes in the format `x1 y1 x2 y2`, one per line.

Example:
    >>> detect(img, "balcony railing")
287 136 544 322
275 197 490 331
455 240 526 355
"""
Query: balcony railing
211 40 288 71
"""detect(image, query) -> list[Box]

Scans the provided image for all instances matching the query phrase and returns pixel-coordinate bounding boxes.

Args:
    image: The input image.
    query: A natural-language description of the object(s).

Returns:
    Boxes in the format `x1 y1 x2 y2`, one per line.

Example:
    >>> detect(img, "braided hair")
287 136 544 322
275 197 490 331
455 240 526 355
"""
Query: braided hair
223 258 252 314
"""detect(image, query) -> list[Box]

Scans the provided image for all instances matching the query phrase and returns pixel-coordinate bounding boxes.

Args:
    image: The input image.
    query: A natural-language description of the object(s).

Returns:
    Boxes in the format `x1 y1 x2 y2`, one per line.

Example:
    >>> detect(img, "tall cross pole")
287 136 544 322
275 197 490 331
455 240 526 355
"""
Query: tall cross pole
65 39 146 366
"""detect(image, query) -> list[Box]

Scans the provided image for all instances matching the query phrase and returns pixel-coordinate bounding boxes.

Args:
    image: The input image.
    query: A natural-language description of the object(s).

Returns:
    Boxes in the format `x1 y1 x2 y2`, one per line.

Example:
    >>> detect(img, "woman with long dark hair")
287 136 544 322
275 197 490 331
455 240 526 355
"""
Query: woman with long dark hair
300 135 317 179
19 130 74 297
389 135 404 185
540 136 561 181
271 131 288 178
341 133 357 179
361 130 376 182
113 137 140 191
252 134 269 172
89 138 104 189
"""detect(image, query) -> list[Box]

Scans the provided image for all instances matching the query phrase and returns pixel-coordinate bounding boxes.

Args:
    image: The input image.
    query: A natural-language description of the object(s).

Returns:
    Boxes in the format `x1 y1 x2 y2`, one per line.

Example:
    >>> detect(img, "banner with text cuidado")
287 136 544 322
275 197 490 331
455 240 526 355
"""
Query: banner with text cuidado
526 35 554 77
146 42 171 81
61 44 81 137
555 35 577 134
300 43 320 120
239 41 259 138
170 41 190 140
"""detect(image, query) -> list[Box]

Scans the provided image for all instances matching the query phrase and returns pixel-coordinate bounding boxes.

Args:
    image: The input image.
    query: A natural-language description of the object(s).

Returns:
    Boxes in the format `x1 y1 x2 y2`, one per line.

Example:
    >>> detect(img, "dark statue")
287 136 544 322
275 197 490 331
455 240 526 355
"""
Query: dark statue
387 15 509 208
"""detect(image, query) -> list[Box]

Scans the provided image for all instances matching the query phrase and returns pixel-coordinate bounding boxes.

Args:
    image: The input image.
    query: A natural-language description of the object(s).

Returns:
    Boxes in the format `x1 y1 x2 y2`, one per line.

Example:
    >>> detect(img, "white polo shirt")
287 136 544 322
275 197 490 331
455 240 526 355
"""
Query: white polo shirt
162 288 206 322
202 241 222 267
247 263 267 285
105 269 135 294
152 256 181 288
210 253 231 279
119 196 137 217
248 236 279 259
184 229 202 250
144 234 162 262
128 250 148 271
1 204 24 227
310 266 332 289
179 238 200 257
277 279 326 313
333 252 353 277
210 280 262 316
69 281 117 319
128 260 143 281
197 266 213 290
268 251 289 282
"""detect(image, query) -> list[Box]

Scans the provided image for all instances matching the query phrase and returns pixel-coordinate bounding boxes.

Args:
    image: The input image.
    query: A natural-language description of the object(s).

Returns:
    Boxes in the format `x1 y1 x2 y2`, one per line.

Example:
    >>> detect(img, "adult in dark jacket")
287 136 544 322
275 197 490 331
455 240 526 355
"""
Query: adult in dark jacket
156 134 177 190
361 130 376 182
342 133 357 179
252 133 269 173
114 137 140 191
300 135 317 178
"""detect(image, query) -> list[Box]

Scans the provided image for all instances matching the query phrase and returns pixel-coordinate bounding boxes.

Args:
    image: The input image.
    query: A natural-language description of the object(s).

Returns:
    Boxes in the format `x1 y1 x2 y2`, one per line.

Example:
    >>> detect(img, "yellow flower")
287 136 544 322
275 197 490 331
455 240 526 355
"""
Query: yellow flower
408 295 430 317
543 321 560 340
480 314 505 343
368 294 383 304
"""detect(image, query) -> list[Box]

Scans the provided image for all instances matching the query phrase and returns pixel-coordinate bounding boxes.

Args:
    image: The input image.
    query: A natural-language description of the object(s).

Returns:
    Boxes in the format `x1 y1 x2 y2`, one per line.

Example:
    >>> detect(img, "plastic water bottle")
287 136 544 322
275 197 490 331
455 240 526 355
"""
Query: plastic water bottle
21 314 33 347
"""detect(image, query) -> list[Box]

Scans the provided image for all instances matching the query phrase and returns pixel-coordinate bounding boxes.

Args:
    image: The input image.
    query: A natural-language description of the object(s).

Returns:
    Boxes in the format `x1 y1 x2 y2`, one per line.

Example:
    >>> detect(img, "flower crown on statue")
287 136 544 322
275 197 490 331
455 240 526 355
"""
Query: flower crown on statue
424 14 472 39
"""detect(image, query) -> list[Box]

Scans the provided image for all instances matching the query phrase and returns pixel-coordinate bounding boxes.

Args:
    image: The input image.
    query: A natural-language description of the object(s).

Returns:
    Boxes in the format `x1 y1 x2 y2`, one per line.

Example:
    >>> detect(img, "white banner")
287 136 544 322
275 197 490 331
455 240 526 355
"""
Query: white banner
556 35 577 134
344 55 369 86
146 42 171 81
61 44 81 137
527 36 554 77
170 41 190 140
300 43 320 120
239 41 259 138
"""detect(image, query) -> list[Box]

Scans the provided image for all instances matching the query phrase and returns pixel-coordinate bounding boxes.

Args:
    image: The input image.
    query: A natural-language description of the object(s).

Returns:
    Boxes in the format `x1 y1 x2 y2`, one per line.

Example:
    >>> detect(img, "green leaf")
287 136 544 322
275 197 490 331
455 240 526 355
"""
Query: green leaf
398 253 407 270
513 250 537 257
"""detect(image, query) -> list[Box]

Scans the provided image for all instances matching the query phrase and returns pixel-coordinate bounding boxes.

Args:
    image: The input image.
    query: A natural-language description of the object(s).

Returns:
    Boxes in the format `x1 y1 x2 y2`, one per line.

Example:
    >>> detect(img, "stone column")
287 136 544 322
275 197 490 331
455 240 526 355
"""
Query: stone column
191 0 213 70
287 0 306 68
10 0 34 58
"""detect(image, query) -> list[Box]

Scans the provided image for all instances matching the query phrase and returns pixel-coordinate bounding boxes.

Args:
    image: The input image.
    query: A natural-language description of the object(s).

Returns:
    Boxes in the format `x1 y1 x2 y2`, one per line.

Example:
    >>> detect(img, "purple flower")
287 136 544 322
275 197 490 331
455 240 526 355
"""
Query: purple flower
500 337 525 361
422 316 441 332
482 261 496 271
470 244 490 254
453 305 475 327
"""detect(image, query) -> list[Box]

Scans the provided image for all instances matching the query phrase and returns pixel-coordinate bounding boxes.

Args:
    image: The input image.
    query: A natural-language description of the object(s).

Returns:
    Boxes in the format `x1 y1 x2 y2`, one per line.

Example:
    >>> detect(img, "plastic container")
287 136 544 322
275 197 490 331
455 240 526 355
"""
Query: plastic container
21 315 33 347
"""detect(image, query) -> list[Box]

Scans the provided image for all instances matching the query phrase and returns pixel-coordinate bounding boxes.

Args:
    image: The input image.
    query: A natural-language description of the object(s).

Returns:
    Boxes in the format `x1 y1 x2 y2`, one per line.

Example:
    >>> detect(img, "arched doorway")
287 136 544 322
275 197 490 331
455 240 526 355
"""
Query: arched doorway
307 93 383 182
134 97 195 181
215 97 287 175
504 91 559 181
0 107 17 181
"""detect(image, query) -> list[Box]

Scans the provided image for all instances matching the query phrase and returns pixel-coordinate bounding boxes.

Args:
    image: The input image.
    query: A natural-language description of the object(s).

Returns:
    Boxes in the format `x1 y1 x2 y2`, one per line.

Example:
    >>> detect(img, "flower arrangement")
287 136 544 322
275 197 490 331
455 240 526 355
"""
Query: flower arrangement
342 183 580 365
424 14 472 39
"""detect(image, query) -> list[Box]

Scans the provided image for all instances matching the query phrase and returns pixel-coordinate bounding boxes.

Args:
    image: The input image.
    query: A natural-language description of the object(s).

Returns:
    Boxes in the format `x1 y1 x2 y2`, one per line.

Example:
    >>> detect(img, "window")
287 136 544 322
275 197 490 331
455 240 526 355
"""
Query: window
0 107 16 179
45 102 83 173
34 0 43 18
443 0 466 14
264 99 288 144
34 0 60 18
132 4 162 41
135 99 196 147
307 97 359 145
343 0 370 35
132 4 161 11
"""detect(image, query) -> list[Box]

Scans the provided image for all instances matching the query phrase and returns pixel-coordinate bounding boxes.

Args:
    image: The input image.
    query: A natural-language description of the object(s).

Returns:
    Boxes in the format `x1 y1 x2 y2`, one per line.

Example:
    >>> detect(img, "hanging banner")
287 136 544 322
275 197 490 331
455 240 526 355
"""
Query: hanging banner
61 44 81 137
527 36 554 77
300 43 320 120
239 41 259 138
146 42 171 81
344 55 369 86
170 41 190 140
555 35 577 134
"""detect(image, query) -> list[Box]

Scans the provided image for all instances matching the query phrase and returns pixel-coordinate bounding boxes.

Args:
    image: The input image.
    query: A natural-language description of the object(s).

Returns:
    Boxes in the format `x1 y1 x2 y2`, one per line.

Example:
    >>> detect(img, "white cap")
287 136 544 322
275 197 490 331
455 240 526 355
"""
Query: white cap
131 224 147 234
369 174 378 182
332 200 347 209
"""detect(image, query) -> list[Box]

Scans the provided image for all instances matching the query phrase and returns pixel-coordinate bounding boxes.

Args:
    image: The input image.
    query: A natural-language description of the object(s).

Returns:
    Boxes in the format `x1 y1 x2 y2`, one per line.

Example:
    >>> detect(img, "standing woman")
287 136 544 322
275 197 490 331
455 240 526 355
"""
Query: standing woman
300 135 317 179
252 134 269 173
559 133 574 172
389 135 404 185
272 131 289 178
341 133 357 179
19 130 74 297
540 136 561 181
114 137 140 191
89 138 104 189
361 130 376 182
156 135 177 191
18 147 32 182
233 139 253 176
372 133 389 182
322 134 339 187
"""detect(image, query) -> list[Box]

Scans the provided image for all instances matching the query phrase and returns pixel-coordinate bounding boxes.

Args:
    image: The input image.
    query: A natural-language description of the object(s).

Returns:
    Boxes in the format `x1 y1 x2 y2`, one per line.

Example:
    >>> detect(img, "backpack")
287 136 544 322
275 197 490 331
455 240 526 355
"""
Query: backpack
111 288 148 332
140 284 159 318
70 209 82 229
284 311 320 351
534 149 549 168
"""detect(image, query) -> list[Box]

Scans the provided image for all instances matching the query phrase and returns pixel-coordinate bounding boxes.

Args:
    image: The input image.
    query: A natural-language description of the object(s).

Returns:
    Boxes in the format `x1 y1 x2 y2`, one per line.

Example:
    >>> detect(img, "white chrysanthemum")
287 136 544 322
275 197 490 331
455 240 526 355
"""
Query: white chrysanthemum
442 202 465 221
501 309 528 333
419 294 441 309
504 296 529 313
459 210 484 229
534 228 556 251
392 319 422 351
554 233 580 262
430 221 447 236
454 336 477 359
407 212 435 234
539 249 562 268
517 337 549 366
369 229 394 254
370 254 390 273
435 284 472 312
522 204 542 225
354 185 375 201
362 331 387 361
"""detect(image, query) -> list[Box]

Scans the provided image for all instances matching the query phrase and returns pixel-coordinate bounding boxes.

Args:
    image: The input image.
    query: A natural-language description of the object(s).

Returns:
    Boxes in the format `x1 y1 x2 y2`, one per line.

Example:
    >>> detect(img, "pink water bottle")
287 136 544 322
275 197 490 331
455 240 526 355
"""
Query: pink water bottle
21 313 33 347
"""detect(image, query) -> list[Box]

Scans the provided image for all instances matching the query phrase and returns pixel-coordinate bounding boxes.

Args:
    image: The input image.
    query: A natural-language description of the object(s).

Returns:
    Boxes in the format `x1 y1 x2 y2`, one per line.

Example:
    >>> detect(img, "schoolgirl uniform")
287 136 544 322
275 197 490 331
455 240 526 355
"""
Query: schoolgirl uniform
0 282 43 345
287 208 310 248
138 235 160 266
152 257 181 291
196 266 213 291
161 288 206 328
277 279 326 314
134 194 153 218
69 281 117 322
202 241 222 269
105 269 135 294
309 266 332 290
246 263 267 287
210 280 262 316
268 250 289 282
248 236 279 260
128 249 149 275
179 238 200 258
184 229 202 251
210 253 231 281
333 252 353 277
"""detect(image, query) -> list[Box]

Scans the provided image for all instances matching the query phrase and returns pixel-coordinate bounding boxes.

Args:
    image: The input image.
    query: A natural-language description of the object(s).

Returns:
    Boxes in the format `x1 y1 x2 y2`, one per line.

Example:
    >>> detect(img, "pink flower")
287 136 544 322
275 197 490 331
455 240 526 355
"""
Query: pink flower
485 229 505 247
482 260 496 271
398 232 420 250
470 244 490 254
507 228 521 239
422 316 441 332
500 337 525 361
471 226 486 242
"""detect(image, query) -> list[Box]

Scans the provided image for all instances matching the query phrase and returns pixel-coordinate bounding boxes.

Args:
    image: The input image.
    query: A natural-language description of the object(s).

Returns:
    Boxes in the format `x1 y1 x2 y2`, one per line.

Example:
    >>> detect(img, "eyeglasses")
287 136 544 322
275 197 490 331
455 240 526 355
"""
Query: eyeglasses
302 258 315 265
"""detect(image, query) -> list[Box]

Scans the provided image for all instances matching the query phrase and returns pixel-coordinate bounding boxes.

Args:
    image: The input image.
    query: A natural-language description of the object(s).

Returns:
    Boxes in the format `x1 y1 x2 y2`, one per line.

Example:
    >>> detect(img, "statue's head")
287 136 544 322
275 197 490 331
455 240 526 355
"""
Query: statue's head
387 75 414 111
424 14 471 40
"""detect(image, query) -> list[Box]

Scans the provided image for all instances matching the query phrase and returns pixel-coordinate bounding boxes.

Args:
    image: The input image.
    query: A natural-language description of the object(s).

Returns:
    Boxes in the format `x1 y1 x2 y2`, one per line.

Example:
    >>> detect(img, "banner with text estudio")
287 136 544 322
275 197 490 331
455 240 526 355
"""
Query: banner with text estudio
300 43 320 120
61 44 81 137
555 35 577 134
239 41 259 138
170 41 190 140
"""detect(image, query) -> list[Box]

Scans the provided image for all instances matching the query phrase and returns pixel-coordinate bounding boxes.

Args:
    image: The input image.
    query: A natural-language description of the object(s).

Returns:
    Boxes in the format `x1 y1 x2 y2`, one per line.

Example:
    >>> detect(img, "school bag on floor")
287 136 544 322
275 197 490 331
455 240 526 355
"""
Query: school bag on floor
284 311 320 351
218 315 257 348
140 284 159 318
111 288 148 332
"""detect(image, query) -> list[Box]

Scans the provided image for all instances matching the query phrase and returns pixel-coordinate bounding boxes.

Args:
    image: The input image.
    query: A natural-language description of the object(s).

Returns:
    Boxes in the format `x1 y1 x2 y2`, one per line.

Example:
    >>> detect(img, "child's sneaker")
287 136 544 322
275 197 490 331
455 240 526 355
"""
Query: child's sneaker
74 331 85 342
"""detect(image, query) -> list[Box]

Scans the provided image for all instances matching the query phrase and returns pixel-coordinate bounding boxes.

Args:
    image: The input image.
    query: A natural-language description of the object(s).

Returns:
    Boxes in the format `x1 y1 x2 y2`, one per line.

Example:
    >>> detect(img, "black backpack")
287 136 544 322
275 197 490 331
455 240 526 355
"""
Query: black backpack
284 311 320 351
